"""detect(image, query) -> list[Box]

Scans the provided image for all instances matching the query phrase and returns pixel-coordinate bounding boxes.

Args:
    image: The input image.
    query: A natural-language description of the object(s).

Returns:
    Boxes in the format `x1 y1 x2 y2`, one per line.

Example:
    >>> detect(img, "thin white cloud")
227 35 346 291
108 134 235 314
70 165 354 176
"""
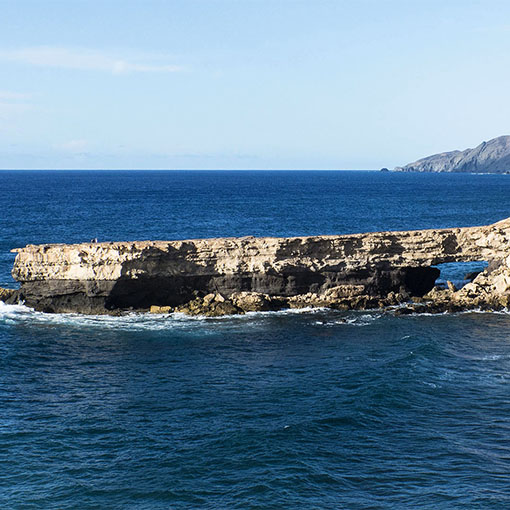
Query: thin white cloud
56 139 89 152
0 90 33 122
0 90 32 100
0 47 182 74
0 102 32 116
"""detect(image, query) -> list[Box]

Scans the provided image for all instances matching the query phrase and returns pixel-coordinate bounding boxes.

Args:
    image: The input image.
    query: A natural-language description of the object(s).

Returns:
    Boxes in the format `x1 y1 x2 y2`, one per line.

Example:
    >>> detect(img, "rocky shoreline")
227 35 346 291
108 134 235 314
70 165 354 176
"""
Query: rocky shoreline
2 218 510 316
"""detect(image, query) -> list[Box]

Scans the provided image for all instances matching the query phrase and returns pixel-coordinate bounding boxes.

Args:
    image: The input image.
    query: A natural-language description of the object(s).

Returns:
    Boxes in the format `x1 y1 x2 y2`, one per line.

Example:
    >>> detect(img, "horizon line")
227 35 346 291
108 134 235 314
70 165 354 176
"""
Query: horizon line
0 168 381 172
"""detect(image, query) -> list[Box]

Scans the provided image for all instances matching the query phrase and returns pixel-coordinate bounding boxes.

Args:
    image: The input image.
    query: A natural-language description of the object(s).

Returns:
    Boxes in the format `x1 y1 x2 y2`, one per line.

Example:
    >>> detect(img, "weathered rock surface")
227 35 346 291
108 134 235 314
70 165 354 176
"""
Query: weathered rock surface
395 135 510 173
6 217 510 315
0 287 18 304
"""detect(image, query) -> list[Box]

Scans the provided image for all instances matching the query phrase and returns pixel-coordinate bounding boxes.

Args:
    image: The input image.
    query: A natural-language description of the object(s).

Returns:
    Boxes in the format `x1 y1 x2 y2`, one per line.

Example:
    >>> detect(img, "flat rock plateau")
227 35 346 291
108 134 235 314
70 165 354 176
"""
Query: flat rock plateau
3 217 510 316
395 135 510 173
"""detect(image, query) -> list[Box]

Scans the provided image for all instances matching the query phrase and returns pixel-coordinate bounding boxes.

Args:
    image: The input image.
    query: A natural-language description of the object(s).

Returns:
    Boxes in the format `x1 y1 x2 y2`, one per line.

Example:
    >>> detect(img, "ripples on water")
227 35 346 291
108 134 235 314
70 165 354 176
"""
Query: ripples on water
1 171 510 508
1 303 510 509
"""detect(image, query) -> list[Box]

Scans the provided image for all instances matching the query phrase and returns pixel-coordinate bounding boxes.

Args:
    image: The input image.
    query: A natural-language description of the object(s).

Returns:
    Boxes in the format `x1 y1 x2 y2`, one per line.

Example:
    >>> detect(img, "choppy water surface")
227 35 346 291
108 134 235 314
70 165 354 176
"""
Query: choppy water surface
1 171 510 509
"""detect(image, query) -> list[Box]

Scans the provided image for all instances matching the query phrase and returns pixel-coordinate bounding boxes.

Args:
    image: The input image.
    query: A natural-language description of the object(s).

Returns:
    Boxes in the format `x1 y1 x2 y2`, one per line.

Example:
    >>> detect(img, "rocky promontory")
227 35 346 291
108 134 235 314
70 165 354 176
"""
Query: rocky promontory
2 217 510 315
395 135 510 173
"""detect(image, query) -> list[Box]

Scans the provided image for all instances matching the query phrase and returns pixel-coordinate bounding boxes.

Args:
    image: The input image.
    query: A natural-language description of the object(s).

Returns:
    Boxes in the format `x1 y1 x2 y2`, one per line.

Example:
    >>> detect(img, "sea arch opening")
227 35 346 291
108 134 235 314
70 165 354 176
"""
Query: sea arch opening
432 260 489 290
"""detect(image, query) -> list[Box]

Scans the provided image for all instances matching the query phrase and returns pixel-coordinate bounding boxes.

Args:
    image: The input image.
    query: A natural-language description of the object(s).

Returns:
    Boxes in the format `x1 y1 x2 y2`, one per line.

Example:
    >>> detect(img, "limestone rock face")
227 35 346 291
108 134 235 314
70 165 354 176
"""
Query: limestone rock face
0 287 18 304
230 292 280 312
395 135 510 173
8 217 510 314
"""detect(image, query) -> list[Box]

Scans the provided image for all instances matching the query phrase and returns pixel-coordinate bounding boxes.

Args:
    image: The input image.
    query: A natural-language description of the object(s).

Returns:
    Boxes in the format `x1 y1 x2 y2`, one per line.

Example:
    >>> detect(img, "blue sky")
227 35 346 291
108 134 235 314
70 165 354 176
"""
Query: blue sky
1 0 509 169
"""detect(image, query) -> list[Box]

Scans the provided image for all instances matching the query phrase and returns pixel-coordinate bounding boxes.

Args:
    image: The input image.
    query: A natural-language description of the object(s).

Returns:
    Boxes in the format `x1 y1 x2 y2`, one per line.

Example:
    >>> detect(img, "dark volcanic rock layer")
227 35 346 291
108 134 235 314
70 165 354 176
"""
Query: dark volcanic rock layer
7 217 510 315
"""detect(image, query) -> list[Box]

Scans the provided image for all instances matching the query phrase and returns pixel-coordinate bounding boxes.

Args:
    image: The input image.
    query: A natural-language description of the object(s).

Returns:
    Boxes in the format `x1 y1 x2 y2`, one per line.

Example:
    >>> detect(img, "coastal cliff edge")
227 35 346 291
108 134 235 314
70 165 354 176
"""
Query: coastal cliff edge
3 218 510 315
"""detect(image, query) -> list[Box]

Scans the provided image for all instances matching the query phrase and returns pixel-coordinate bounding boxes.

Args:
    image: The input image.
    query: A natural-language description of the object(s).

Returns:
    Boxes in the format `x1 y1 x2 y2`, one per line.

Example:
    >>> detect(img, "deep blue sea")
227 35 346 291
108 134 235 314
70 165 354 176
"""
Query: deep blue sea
1 170 510 509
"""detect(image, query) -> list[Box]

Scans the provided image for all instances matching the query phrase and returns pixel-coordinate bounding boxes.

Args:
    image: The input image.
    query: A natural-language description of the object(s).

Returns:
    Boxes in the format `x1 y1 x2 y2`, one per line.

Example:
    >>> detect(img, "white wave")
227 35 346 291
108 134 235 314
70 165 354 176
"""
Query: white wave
463 308 510 315
398 308 510 317
0 301 187 331
314 312 383 327
0 300 386 331
481 354 507 361
2 299 507 333
342 313 383 326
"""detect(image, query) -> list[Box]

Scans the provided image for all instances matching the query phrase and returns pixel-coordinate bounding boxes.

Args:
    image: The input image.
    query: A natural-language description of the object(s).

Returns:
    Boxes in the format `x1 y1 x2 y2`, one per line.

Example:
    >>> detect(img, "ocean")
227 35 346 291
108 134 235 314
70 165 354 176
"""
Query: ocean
1 170 510 509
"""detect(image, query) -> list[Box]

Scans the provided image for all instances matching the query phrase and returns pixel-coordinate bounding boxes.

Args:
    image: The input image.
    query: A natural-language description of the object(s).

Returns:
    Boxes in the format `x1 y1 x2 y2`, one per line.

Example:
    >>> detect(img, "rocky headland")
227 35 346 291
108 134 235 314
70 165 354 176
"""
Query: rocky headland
395 135 510 173
2 217 510 316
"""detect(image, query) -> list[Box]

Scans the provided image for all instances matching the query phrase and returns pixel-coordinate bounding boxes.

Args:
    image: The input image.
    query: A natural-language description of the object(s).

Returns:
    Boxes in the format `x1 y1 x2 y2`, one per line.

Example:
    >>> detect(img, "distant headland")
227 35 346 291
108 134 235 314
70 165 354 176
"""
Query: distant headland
395 135 510 173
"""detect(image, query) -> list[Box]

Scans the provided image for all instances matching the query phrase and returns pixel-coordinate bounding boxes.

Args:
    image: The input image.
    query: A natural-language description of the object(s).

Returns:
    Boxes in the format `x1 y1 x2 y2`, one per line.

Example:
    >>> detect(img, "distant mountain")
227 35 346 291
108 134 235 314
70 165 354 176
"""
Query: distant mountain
395 135 510 173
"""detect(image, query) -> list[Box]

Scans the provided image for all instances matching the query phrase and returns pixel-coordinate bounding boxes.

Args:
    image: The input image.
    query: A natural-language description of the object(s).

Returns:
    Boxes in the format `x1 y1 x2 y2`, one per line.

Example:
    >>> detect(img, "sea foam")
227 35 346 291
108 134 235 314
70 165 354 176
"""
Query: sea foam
0 300 383 332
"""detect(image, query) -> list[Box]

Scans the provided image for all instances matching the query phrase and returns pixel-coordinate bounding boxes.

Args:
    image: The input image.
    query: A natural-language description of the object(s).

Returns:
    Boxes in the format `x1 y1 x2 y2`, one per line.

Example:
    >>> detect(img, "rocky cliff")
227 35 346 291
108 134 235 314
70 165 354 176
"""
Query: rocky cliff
395 135 510 173
4 217 510 315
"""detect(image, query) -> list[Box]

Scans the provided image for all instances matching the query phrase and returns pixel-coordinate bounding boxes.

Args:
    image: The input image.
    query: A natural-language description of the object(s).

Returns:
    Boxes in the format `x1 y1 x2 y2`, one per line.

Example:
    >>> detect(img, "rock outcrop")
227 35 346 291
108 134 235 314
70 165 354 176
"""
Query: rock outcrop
4 217 510 315
395 135 510 173
0 287 17 304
